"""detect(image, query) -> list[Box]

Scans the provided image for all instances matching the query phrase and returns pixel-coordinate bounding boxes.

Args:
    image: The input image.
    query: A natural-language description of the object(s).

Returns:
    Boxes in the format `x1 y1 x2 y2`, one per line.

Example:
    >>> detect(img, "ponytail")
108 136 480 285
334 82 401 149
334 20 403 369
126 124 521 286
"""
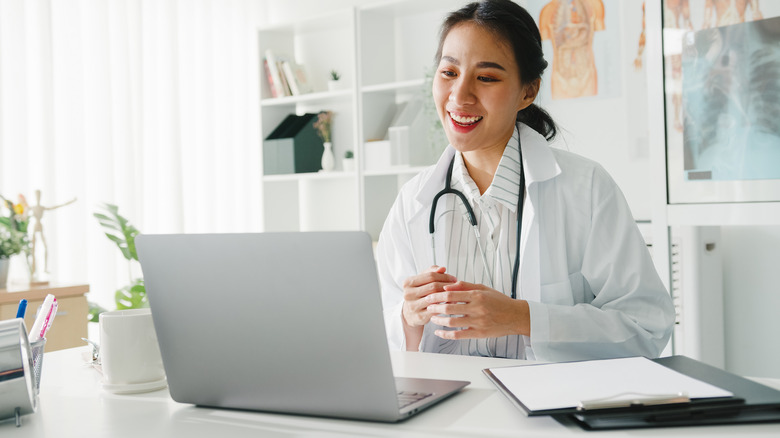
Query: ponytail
517 104 557 141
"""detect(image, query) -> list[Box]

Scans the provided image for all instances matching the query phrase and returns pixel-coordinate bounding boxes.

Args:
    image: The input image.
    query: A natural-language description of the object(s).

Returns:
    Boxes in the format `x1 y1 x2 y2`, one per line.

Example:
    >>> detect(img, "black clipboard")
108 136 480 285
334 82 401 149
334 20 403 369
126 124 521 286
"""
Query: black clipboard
569 356 780 430
484 355 780 430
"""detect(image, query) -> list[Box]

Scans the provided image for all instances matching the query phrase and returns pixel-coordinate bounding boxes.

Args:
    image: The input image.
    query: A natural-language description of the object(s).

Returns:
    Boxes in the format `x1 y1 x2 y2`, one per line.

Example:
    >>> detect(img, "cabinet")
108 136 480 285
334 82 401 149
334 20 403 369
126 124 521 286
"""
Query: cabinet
0 284 89 352
258 0 460 240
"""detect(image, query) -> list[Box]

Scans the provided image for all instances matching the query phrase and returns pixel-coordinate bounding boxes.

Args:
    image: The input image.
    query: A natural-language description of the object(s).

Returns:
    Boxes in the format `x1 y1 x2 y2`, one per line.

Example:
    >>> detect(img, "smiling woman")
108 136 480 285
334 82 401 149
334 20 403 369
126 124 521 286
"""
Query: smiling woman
375 0 675 362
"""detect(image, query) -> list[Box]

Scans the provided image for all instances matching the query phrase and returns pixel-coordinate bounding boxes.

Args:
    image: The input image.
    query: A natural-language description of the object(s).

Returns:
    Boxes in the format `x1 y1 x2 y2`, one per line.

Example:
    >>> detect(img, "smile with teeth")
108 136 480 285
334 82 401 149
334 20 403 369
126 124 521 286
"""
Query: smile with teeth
449 112 483 126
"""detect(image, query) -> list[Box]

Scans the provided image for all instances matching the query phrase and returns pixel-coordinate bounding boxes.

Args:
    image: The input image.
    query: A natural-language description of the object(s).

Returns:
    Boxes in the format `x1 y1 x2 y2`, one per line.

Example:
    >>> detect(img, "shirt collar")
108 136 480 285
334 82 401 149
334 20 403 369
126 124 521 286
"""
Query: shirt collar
451 126 522 213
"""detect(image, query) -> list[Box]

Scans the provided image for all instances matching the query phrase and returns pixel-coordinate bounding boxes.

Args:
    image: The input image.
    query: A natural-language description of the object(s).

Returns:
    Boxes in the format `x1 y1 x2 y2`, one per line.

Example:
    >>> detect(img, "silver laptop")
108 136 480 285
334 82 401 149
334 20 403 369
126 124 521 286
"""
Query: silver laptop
136 231 468 422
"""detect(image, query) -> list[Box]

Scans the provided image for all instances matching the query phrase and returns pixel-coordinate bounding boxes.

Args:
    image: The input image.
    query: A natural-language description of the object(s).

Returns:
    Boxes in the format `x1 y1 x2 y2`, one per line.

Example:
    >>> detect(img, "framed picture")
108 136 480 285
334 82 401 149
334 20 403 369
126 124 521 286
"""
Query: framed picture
663 0 780 203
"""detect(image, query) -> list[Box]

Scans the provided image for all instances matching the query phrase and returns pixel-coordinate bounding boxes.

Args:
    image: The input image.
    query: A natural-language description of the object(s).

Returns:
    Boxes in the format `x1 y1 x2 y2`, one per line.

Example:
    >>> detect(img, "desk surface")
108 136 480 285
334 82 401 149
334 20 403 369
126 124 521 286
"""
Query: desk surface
3 347 780 437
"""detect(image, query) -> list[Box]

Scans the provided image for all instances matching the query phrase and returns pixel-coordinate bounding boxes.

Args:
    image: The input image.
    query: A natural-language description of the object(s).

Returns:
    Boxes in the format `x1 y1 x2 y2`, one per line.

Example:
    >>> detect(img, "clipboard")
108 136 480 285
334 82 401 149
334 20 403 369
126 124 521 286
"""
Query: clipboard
483 355 780 430
483 356 738 417
570 356 780 430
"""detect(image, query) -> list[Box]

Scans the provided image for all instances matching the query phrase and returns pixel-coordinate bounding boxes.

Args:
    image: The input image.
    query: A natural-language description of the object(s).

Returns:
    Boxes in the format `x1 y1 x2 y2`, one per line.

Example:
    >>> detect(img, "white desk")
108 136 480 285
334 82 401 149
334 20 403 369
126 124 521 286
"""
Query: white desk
3 347 780 437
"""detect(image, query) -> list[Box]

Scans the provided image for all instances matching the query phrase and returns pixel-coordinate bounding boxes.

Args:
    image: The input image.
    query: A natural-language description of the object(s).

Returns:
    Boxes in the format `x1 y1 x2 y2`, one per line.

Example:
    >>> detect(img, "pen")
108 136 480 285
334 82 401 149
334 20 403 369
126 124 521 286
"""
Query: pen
577 392 690 411
16 299 28 319
41 298 58 339
28 294 55 343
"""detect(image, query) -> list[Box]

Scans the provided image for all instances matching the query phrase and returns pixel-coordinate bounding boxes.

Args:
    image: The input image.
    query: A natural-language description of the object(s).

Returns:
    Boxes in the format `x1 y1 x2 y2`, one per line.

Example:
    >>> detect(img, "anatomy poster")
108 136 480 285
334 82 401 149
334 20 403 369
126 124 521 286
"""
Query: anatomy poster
528 0 621 100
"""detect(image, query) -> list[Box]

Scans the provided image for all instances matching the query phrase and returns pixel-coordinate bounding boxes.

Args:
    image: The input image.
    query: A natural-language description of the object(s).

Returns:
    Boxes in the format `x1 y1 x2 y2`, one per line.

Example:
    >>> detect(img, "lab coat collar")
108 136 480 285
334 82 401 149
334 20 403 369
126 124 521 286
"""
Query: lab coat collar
517 122 561 185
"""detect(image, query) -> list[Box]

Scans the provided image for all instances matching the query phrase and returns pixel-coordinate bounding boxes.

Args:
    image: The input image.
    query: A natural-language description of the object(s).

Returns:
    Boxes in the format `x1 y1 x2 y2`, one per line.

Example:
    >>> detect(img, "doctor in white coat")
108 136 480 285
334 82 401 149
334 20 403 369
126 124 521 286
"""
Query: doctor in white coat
376 0 674 362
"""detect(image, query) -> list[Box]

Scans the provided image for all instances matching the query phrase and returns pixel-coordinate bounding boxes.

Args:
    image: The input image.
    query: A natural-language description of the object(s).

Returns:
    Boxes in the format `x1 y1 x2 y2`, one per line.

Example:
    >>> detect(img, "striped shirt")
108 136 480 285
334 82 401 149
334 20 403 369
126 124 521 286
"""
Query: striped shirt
435 127 526 358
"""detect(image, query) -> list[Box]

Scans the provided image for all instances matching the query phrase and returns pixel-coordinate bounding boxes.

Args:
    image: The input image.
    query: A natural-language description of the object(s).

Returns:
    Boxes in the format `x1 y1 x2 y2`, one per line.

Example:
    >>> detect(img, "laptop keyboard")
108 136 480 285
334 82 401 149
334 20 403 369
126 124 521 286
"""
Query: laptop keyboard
398 391 433 409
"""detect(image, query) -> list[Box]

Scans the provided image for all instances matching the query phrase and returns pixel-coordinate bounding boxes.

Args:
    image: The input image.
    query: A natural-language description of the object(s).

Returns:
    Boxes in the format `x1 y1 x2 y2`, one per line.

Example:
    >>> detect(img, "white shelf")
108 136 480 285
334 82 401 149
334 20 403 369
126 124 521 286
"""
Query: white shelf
261 89 353 107
263 171 356 183
361 79 425 94
666 202 780 226
363 166 427 177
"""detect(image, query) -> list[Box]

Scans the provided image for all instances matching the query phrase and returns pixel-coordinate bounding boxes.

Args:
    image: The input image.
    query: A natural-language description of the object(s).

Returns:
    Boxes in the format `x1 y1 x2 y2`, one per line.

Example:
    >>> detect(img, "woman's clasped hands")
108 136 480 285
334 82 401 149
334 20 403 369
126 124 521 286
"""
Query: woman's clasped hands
402 266 530 342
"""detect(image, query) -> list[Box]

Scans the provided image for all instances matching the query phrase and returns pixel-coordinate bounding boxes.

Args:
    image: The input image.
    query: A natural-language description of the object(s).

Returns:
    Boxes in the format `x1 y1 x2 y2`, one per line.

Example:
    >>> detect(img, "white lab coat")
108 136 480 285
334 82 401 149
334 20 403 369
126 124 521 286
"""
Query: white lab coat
376 123 675 362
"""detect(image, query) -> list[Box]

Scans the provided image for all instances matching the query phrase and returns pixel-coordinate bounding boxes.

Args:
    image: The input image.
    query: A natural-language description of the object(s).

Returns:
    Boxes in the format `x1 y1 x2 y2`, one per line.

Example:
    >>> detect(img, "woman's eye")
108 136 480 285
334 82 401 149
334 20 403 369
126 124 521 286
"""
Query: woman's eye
478 76 499 83
441 70 457 77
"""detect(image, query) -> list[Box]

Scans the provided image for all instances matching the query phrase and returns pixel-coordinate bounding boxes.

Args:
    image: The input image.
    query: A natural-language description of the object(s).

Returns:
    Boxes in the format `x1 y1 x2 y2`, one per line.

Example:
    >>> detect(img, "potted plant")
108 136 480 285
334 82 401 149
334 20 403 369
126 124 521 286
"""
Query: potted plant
343 150 355 172
90 203 145 322
0 195 31 288
327 70 341 91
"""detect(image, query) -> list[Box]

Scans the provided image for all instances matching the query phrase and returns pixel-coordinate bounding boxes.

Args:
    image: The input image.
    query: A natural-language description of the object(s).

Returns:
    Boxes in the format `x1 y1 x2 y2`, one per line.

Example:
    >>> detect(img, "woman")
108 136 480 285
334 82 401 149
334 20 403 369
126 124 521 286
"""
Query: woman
376 0 674 362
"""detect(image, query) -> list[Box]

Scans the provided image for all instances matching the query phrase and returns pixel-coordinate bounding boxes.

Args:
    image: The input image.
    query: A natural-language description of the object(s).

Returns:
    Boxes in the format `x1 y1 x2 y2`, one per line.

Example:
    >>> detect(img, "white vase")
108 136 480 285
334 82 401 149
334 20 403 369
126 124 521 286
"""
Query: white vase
0 258 9 289
321 142 335 172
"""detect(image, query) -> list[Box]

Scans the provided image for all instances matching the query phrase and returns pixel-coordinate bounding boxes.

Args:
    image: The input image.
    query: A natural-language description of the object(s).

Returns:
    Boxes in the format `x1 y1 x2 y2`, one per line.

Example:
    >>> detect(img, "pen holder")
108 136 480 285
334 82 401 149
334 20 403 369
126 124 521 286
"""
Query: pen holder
0 319 38 427
30 338 46 395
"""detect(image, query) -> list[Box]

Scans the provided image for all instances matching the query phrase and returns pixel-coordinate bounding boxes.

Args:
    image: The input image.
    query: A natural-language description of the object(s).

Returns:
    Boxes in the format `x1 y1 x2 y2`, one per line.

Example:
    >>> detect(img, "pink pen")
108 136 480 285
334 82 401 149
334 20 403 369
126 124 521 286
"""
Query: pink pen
39 298 58 340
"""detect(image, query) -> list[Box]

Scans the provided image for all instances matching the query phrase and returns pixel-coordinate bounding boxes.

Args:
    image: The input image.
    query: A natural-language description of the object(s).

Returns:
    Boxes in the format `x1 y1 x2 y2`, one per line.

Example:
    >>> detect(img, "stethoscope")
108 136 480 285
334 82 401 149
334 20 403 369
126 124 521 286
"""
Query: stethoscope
428 142 525 300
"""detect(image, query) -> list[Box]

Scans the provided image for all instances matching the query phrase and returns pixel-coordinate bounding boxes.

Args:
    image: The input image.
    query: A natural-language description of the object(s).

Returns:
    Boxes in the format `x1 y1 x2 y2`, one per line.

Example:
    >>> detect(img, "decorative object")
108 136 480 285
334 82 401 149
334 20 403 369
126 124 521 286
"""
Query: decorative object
29 190 76 282
327 69 341 91
264 113 325 175
314 111 335 172
0 194 31 288
343 150 355 172
321 142 335 172
92 203 145 322
0 258 9 289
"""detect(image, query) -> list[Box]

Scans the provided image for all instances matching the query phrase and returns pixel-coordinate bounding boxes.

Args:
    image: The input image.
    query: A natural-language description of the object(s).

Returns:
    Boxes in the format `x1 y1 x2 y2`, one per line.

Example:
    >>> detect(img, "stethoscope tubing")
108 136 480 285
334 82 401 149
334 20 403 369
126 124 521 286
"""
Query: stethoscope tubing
428 143 525 299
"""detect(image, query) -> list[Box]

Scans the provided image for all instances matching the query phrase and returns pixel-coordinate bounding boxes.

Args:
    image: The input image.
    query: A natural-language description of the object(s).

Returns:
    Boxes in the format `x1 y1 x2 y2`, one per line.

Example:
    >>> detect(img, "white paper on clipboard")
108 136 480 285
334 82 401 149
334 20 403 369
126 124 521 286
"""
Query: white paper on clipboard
486 357 733 413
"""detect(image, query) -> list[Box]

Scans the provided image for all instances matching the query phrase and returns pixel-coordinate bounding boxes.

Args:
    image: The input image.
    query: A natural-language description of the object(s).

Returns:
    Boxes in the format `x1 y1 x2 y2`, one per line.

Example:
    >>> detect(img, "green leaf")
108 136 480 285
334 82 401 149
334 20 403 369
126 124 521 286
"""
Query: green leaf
94 203 141 262
87 301 108 323
114 279 147 310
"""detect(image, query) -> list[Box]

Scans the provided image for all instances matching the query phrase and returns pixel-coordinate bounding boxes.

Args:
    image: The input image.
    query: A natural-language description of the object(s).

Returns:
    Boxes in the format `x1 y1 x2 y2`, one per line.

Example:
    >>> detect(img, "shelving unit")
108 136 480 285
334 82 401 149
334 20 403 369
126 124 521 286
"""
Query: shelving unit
258 0 461 239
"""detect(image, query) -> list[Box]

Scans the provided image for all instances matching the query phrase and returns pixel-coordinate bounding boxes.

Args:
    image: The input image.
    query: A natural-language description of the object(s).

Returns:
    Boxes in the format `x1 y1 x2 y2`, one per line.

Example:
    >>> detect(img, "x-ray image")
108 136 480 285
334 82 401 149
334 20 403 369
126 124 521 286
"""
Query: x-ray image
681 16 780 182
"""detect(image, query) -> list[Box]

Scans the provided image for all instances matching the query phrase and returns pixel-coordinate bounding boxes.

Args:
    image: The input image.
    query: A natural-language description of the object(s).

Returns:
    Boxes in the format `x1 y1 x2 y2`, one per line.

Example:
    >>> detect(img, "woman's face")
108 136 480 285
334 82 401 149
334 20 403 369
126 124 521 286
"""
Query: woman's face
433 22 534 156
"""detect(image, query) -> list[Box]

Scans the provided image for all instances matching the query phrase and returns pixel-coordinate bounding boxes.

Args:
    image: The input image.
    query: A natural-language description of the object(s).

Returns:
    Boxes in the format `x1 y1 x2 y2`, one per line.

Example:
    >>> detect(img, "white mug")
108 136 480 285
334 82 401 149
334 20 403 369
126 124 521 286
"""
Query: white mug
99 308 166 392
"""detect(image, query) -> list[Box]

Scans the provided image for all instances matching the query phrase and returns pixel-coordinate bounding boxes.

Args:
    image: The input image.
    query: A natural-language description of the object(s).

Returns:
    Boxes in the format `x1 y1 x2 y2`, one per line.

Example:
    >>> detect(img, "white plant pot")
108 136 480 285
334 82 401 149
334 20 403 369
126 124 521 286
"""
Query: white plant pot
342 158 355 172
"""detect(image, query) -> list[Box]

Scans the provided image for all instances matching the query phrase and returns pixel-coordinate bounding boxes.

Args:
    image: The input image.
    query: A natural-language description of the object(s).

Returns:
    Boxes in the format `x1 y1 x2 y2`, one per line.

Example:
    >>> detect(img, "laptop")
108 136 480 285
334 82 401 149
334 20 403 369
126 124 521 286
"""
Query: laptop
136 231 469 422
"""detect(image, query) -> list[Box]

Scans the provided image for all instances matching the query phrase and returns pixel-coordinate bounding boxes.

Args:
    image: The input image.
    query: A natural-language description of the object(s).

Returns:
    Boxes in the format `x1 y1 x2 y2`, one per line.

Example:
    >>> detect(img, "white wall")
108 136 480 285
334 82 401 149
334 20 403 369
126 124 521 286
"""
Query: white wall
721 226 780 378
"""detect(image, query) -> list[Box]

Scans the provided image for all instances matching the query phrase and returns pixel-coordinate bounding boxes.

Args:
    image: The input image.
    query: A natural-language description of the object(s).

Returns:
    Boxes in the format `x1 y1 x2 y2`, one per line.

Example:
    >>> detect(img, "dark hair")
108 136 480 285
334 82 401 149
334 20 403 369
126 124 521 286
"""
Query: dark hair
435 0 557 140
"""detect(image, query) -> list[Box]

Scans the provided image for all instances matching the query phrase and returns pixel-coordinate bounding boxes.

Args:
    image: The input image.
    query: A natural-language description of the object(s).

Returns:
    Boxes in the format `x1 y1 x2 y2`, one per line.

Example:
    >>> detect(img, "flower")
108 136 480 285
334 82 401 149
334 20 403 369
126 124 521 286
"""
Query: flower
0 194 31 259
313 111 333 143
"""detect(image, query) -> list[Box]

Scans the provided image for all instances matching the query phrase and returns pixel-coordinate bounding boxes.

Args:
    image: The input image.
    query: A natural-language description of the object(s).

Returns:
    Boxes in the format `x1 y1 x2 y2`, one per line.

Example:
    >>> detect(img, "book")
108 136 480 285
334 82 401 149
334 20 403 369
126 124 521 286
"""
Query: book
264 49 287 98
276 58 292 96
263 59 279 98
281 60 313 95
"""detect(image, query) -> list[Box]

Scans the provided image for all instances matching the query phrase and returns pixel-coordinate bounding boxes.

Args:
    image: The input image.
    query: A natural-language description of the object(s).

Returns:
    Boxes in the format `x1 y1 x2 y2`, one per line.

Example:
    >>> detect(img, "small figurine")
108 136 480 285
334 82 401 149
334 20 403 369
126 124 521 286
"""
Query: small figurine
30 190 76 280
